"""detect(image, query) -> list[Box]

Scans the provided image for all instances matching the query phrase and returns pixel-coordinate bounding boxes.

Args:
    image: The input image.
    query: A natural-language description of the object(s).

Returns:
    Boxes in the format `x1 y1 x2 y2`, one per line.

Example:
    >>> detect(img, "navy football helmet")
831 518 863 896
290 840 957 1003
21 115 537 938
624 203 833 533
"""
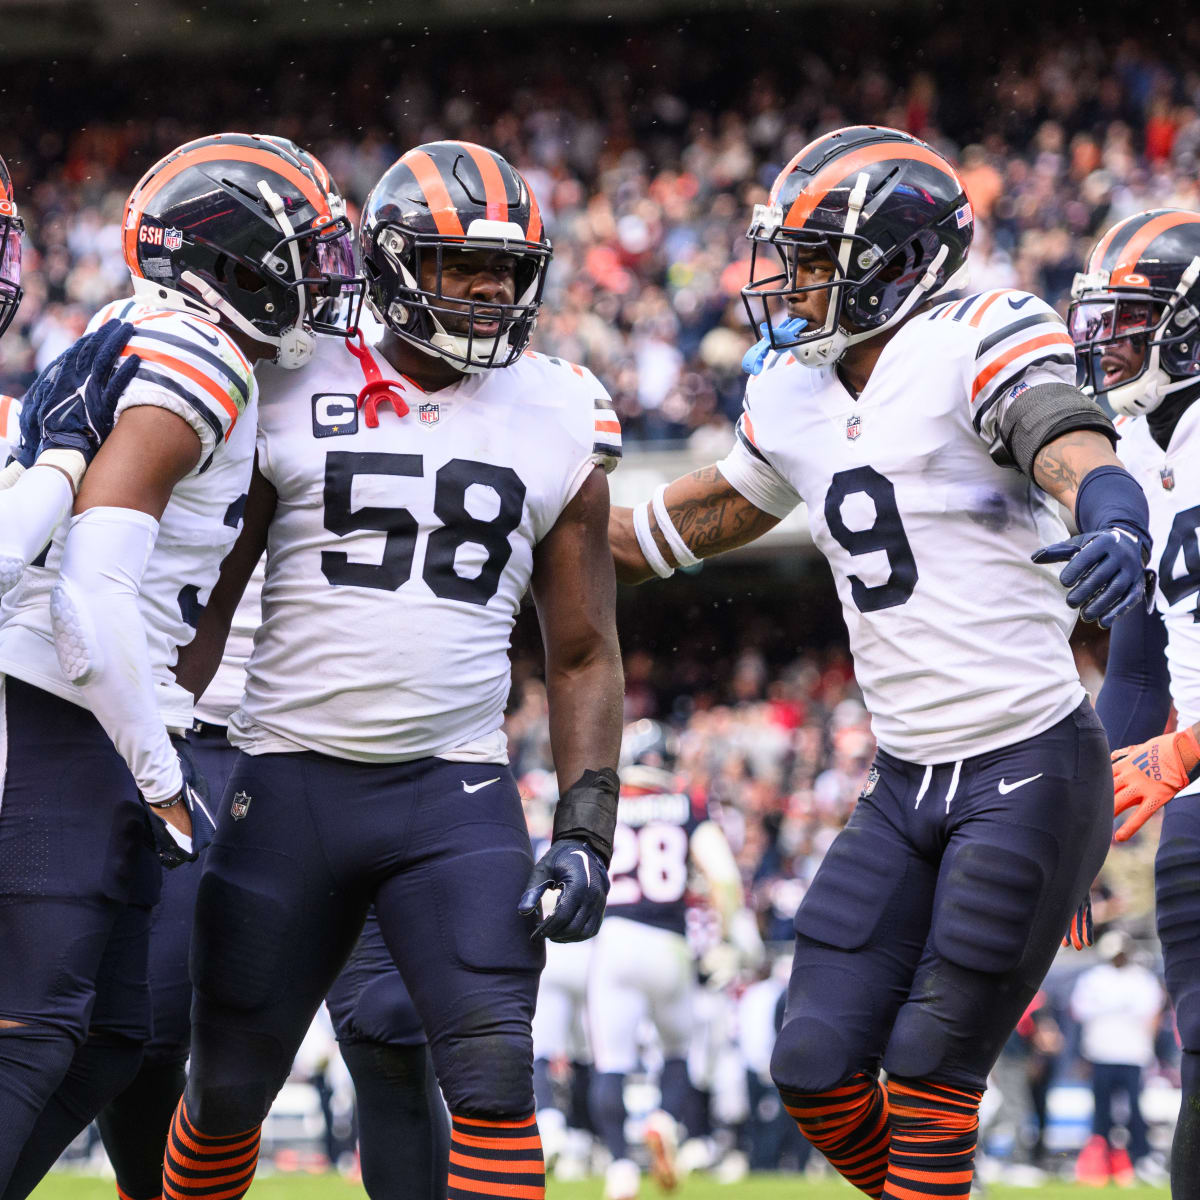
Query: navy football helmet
742 125 973 367
359 140 551 373
123 133 361 368
1070 209 1200 416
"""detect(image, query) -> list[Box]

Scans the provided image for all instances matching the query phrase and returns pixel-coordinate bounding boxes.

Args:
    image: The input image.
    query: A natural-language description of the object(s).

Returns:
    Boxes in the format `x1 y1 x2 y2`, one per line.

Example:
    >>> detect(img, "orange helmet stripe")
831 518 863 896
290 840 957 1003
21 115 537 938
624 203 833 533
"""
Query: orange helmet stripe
525 179 543 243
1111 210 1200 285
399 150 465 238
1088 212 1143 276
456 142 509 223
124 141 331 273
784 142 962 230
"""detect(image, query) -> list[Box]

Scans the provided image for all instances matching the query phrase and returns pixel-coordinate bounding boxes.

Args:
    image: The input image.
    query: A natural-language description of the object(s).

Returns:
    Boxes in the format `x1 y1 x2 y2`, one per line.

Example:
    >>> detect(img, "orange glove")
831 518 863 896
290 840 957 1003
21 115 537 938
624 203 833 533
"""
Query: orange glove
1112 726 1200 842
1062 895 1093 950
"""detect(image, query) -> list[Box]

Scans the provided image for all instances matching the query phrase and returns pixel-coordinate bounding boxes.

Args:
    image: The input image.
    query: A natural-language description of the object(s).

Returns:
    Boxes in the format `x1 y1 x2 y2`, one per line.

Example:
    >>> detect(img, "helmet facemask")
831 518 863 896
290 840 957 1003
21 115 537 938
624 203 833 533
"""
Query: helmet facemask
367 222 550 373
0 204 23 338
1069 256 1200 416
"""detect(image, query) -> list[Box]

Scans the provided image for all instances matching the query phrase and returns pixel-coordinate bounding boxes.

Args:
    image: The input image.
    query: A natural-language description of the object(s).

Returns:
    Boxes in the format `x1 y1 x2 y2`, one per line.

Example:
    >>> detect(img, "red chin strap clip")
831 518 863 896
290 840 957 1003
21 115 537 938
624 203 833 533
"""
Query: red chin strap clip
345 327 409 427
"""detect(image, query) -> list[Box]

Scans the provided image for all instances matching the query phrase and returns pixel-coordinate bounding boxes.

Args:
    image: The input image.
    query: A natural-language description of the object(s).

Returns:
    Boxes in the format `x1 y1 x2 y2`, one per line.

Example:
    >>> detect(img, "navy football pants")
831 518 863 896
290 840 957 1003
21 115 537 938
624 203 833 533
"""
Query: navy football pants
0 678 159 1194
772 700 1112 1094
185 750 543 1134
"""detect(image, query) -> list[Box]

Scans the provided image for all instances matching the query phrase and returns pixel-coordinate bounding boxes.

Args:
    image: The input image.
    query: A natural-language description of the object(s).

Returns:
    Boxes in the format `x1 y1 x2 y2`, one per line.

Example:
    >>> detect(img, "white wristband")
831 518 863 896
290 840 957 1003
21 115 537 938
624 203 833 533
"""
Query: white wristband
651 483 702 569
633 499 675 579
35 448 87 495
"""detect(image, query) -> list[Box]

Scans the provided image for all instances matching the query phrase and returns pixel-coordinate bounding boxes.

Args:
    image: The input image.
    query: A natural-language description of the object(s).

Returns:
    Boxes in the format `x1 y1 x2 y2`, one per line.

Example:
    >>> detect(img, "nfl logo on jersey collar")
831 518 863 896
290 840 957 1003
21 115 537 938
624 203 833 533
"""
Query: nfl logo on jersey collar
1162 466 1176 491
419 402 440 426
846 414 862 440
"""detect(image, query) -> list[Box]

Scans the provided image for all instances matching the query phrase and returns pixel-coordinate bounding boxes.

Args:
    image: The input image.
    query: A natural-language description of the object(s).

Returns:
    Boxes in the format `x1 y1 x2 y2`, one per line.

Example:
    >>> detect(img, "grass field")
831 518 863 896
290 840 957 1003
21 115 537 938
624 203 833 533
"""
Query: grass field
27 1173 1171 1199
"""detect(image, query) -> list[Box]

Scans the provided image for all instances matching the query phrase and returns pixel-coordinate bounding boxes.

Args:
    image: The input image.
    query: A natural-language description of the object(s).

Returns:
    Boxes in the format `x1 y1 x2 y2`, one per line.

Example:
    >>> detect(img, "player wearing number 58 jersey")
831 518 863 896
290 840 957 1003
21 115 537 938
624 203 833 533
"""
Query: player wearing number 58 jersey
611 126 1151 1200
170 141 624 1200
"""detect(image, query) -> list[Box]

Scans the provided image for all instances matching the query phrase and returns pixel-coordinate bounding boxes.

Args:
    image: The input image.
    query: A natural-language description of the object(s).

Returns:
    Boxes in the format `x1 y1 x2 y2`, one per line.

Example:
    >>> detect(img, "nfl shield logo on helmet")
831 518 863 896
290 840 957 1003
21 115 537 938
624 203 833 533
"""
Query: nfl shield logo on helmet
163 227 183 251
846 415 862 440
1162 467 1176 491
231 791 251 821
419 403 440 426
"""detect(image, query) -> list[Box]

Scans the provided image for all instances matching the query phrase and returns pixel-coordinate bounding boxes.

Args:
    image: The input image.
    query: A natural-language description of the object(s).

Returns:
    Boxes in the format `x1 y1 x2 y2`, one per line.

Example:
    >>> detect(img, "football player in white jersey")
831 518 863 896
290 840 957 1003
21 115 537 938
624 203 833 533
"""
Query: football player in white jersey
1070 207 1200 1194
166 140 624 1200
589 720 760 1200
0 133 358 1198
609 126 1151 1200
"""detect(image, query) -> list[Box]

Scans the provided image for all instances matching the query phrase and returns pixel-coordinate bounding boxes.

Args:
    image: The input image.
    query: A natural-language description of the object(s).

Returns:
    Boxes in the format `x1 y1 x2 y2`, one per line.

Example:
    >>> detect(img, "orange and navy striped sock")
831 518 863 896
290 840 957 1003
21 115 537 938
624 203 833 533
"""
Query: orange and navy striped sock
883 1078 982 1200
447 1111 545 1200
161 1099 261 1200
778 1073 891 1197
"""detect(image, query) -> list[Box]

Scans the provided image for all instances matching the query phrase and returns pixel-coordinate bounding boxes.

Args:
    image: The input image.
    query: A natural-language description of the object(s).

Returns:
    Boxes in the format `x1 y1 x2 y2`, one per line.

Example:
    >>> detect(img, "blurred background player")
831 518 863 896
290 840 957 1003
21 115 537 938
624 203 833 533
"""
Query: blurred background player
610 125 1150 1200
165 139 624 1200
1072 205 1200 1195
589 718 760 1200
0 131 358 1197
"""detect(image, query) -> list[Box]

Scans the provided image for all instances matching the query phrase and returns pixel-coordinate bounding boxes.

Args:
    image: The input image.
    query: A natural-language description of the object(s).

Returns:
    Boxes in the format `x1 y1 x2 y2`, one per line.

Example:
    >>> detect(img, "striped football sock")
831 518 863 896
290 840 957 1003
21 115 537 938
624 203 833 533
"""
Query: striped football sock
161 1099 261 1200
778 1072 890 1197
883 1078 982 1200
448 1111 545 1199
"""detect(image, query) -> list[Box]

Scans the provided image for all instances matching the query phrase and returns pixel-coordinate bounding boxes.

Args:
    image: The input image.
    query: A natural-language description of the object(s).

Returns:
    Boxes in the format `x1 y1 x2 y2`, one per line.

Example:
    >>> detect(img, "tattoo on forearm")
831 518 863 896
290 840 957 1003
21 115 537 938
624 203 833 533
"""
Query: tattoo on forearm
1034 430 1104 498
652 466 776 559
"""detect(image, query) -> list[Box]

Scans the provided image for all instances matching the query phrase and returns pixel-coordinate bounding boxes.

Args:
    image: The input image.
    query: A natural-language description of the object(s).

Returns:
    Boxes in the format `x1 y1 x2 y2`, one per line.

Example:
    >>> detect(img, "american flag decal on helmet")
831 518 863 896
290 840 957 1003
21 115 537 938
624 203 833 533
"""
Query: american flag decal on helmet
955 202 973 229
592 401 622 474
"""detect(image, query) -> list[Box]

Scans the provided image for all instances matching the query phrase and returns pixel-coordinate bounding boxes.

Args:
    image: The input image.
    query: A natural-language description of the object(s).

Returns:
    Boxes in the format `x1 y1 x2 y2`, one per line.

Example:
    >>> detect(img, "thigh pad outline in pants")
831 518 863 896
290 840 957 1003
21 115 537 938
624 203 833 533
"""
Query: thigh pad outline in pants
1157 792 1200 1052
885 712 1113 1088
772 795 932 1094
372 765 543 1116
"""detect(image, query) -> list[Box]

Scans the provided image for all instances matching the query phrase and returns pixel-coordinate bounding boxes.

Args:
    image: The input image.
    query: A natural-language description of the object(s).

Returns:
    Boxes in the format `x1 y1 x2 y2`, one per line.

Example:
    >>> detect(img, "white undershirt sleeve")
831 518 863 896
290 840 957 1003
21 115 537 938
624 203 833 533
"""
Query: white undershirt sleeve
0 461 78 596
50 505 183 803
715 437 803 520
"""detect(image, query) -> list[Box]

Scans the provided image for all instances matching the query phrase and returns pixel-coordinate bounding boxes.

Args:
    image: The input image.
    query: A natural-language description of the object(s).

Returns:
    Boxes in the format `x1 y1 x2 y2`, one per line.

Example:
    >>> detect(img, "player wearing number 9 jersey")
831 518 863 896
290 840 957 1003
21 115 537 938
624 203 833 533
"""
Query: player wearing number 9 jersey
169 141 624 1200
610 126 1152 1200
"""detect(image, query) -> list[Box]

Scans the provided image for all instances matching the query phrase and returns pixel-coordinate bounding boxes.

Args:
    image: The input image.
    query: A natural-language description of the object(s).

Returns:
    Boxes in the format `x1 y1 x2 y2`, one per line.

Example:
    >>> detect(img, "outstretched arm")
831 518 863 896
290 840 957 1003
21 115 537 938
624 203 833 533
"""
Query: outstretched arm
610 465 780 585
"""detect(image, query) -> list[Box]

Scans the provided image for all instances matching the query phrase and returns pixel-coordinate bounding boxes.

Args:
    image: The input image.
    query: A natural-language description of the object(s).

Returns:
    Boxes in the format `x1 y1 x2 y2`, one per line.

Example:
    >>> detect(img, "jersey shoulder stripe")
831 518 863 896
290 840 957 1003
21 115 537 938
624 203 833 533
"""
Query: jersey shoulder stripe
593 401 622 467
971 331 1074 403
133 366 224 444
127 327 250 410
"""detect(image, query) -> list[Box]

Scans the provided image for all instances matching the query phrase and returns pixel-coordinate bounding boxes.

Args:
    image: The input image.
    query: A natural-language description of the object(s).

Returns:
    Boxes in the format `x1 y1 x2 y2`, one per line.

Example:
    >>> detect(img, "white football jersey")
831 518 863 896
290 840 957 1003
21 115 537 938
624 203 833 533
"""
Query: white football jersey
718 289 1084 763
228 334 617 763
1115 407 1200 730
0 300 258 730
193 560 262 726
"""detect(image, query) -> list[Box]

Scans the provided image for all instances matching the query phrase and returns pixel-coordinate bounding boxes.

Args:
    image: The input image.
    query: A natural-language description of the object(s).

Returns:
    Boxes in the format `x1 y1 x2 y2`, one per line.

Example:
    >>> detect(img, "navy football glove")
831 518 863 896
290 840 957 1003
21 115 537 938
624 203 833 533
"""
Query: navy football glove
144 737 212 869
16 319 139 468
518 838 609 942
1032 528 1148 628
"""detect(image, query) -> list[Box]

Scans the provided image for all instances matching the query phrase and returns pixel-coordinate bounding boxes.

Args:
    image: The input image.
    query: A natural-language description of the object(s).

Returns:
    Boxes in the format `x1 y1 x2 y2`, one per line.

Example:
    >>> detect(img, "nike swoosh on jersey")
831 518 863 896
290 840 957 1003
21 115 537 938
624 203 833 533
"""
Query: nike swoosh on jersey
1007 295 1033 309
571 848 591 886
462 777 501 794
997 773 1044 794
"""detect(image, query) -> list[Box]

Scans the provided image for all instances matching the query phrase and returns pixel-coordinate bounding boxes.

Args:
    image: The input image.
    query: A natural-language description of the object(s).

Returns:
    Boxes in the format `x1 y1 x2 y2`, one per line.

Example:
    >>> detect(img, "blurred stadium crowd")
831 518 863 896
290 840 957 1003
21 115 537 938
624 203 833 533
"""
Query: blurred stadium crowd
11 0 1196 1183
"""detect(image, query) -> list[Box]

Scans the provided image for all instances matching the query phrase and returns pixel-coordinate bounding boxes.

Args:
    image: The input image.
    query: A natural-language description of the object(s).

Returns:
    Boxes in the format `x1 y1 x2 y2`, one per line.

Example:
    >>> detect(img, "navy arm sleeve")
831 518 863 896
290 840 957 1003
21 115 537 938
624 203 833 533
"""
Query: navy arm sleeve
1095 602 1172 750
